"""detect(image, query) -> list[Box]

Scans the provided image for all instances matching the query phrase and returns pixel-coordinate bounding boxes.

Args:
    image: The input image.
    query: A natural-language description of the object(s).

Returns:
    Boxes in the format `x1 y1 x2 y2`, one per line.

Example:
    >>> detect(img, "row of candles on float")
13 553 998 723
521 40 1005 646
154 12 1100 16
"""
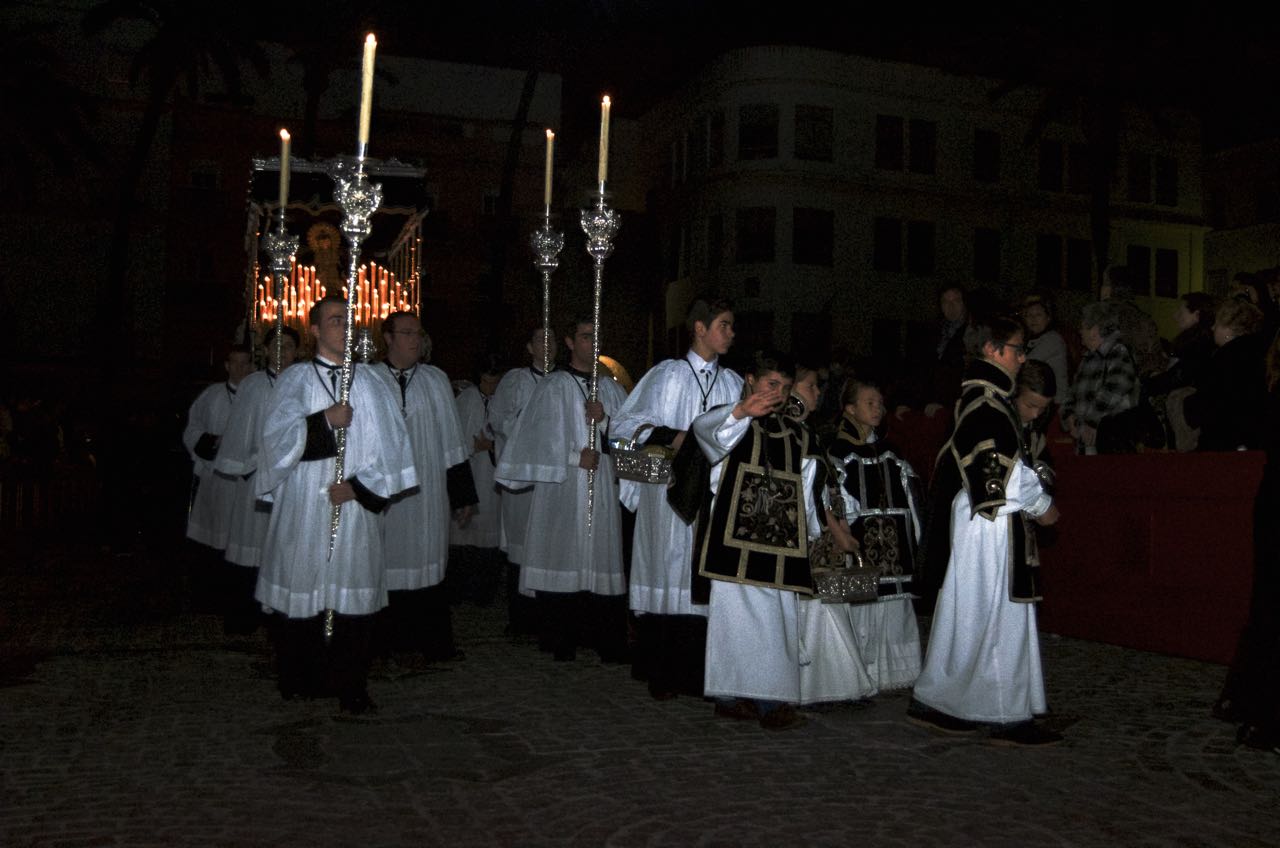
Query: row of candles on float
254 259 414 330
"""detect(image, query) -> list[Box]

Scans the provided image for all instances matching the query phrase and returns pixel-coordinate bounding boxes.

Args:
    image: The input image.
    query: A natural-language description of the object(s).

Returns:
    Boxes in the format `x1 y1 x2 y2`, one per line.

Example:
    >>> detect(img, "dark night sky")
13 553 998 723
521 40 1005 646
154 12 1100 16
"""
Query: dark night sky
335 0 1280 151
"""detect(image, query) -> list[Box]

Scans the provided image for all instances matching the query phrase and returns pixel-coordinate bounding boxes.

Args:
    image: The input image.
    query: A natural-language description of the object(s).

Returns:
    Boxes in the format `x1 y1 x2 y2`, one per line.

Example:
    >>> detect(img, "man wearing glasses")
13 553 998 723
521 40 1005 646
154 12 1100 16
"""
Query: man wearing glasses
254 295 416 714
910 314 1063 746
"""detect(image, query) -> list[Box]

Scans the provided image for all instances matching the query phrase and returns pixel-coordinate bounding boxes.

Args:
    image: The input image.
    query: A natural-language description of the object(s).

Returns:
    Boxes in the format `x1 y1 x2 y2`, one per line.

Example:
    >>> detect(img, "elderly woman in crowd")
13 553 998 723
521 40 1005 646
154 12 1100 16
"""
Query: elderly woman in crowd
1061 302 1139 454
1021 293 1069 406
1186 299 1268 452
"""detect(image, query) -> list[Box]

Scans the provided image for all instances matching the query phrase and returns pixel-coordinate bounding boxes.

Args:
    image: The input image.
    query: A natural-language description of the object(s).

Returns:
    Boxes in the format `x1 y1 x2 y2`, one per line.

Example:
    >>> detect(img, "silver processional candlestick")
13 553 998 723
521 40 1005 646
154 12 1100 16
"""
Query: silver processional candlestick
579 185 621 535
321 155 381 643
261 207 298 375
530 205 564 376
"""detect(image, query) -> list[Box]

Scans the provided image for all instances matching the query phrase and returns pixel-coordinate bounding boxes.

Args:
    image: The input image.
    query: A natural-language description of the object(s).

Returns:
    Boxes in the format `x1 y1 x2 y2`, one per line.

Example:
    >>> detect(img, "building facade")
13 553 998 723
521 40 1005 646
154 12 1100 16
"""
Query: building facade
639 46 1207 363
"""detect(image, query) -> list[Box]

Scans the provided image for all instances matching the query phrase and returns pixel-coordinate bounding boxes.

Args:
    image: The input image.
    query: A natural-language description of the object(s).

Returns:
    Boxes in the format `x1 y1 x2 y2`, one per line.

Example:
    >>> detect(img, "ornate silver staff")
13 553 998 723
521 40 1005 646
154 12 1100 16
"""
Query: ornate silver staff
530 207 563 375
328 156 382 561
321 156 380 645
319 33 380 644
263 129 296 376
261 211 297 373
579 186 620 534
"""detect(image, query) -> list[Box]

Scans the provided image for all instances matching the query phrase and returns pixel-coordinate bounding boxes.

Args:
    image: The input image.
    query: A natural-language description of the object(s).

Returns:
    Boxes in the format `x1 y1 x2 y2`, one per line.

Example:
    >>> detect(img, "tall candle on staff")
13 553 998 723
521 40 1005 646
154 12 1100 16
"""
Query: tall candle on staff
597 96 611 187
278 129 291 210
544 129 555 209
357 34 377 155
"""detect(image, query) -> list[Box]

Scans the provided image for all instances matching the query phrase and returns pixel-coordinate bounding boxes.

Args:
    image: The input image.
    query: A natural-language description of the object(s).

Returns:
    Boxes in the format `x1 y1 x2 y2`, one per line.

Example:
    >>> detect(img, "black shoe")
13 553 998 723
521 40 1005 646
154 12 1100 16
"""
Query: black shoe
713 699 760 721
1211 697 1240 724
987 720 1063 746
1237 724 1280 754
759 704 807 731
906 699 979 734
339 690 378 715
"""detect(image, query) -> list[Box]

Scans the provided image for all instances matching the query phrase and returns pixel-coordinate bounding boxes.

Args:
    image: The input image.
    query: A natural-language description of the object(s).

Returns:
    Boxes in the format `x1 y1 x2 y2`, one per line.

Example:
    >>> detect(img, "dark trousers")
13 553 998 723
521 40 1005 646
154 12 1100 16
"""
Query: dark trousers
269 612 375 700
536 591 629 661
447 545 504 607
506 562 540 636
631 613 708 697
378 584 457 662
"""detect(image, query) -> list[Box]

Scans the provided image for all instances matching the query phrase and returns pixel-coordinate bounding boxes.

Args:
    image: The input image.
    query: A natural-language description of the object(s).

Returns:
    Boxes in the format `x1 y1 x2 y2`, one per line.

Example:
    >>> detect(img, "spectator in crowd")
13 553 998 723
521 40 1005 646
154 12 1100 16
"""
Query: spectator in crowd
895 284 968 420
1146 293 1218 451
1101 268 1167 378
1061 302 1139 454
1213 331 1280 753
1187 299 1268 452
1232 272 1280 350
1021 293 1069 406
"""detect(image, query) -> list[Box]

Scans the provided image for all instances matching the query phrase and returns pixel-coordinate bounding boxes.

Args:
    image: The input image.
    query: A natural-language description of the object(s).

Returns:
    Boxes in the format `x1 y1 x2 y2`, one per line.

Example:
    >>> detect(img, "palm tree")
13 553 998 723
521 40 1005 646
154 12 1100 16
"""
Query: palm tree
82 0 268 365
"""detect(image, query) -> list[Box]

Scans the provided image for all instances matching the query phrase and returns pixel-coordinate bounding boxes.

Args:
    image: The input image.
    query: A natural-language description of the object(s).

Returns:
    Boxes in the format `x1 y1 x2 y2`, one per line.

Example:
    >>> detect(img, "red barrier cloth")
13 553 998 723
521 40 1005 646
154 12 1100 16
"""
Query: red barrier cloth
1038 450 1265 664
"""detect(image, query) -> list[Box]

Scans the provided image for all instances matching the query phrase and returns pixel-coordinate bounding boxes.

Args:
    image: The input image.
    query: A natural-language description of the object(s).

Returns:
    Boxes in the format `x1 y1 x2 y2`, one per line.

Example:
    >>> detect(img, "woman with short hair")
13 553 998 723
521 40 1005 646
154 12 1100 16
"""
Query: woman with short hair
1061 302 1138 454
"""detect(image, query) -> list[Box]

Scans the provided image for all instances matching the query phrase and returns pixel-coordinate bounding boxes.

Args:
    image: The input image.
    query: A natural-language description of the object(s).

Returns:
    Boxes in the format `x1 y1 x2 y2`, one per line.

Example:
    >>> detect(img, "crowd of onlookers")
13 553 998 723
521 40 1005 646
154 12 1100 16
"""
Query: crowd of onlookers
886 266 1279 460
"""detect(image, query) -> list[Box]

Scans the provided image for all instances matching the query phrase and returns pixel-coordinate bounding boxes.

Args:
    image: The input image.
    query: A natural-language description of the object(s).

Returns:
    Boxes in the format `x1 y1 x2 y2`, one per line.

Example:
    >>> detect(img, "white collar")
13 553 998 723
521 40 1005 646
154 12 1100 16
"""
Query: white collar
685 350 717 372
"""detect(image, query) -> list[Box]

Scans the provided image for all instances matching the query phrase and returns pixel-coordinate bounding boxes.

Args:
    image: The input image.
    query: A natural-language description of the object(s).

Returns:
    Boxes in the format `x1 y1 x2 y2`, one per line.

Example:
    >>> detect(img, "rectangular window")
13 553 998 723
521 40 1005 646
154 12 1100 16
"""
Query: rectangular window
1155 156 1178 206
1127 245 1152 295
1128 153 1152 202
1154 248 1179 298
1067 238 1092 291
873 217 903 271
1038 140 1064 191
688 119 707 179
974 227 1000 282
707 214 723 270
1036 234 1063 288
795 104 834 162
708 110 725 167
908 119 937 174
875 115 904 170
792 207 834 266
1068 143 1090 195
974 129 1000 183
735 207 776 263
738 104 779 160
906 221 936 275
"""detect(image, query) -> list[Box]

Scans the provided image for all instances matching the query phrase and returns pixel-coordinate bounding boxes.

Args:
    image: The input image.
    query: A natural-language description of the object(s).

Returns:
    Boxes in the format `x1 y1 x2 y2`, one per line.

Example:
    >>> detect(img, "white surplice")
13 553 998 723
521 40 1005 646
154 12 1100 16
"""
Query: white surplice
449 383 500 548
693 407 821 703
184 381 239 550
797 598 878 705
494 369 626 596
912 461 1052 723
612 352 743 616
372 362 469 591
488 366 542 564
254 361 416 618
213 368 283 567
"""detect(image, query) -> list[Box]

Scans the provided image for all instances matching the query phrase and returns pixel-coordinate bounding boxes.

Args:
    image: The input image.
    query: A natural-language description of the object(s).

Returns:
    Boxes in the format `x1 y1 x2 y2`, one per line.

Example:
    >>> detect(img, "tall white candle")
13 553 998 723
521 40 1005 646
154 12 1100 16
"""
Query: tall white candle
358 34 377 150
597 96 611 185
278 129 291 210
544 129 555 207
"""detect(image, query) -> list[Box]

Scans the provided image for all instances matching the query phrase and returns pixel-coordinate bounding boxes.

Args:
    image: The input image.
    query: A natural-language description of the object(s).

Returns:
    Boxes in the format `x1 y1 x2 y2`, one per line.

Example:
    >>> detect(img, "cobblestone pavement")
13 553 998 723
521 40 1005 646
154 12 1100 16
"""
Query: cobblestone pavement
2 538 1278 847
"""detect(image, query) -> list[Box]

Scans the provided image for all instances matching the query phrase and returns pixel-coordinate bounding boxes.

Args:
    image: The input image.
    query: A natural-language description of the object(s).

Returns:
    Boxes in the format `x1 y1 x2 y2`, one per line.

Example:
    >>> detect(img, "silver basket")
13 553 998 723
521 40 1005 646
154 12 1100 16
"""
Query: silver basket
610 423 674 484
811 550 880 604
